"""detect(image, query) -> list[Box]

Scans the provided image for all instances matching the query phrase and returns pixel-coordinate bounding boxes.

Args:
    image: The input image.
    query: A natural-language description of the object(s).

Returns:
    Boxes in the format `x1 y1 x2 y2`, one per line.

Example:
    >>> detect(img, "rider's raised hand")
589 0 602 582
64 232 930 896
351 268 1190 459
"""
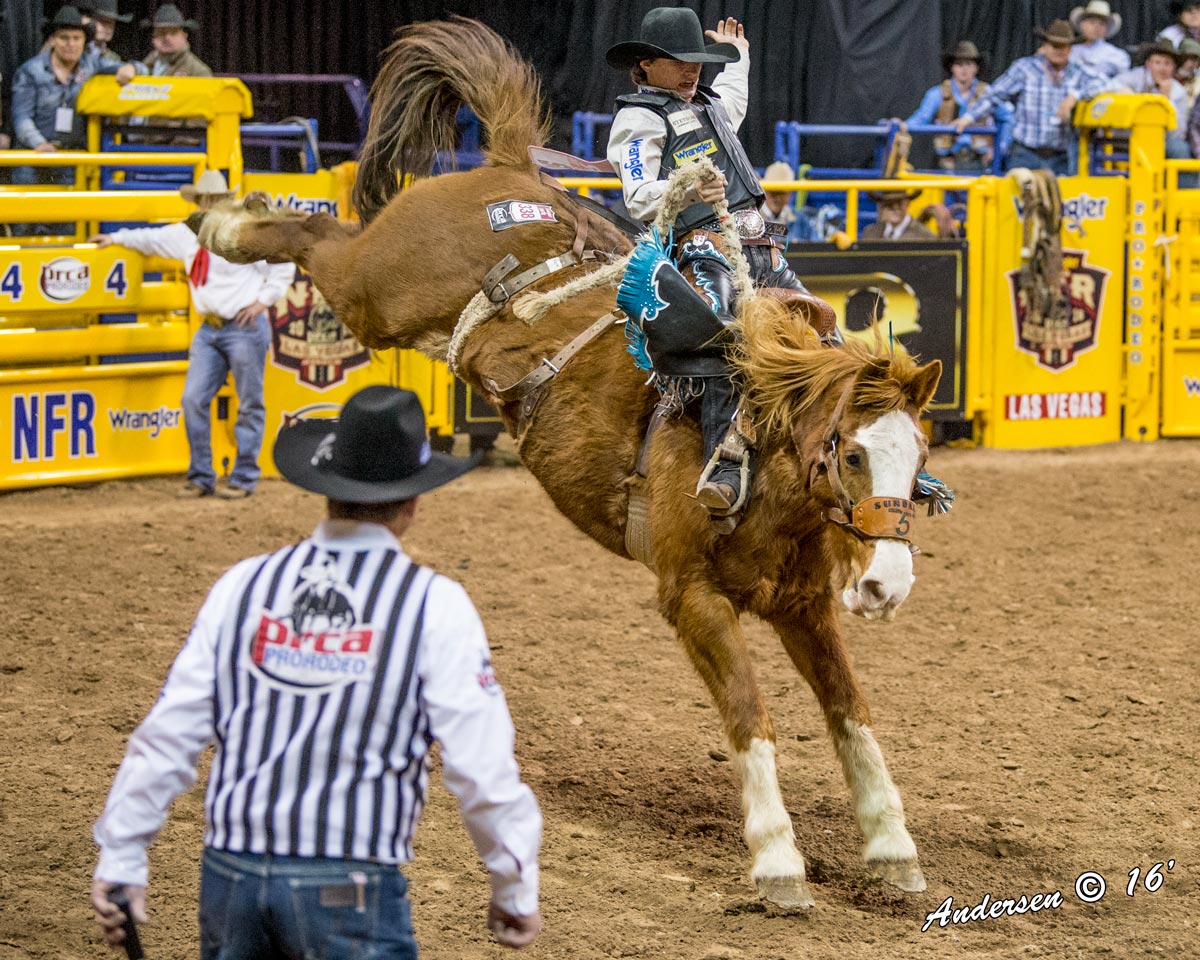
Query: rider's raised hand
706 17 748 54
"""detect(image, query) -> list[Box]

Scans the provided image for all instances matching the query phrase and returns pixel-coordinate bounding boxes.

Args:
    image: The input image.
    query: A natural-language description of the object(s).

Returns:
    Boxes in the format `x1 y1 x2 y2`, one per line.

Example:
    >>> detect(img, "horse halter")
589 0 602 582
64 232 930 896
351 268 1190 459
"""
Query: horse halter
806 377 919 550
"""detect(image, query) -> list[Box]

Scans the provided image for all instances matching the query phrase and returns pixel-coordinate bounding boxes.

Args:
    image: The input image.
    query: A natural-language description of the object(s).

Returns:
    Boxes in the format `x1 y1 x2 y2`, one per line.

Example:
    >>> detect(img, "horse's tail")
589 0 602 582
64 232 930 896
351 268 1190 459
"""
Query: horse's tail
353 16 551 223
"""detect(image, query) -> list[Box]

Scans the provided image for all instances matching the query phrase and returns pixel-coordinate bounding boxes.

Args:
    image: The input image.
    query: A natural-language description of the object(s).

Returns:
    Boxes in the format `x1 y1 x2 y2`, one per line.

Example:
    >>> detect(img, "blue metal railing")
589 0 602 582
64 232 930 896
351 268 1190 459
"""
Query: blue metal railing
231 74 370 156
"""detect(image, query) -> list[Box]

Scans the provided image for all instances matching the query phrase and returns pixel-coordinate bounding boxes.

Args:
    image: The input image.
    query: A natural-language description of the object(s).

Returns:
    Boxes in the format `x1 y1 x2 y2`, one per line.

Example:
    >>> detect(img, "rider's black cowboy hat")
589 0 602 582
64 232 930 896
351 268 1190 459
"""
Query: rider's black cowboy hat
141 3 200 32
274 386 479 503
82 0 133 23
606 8 740 70
42 5 94 38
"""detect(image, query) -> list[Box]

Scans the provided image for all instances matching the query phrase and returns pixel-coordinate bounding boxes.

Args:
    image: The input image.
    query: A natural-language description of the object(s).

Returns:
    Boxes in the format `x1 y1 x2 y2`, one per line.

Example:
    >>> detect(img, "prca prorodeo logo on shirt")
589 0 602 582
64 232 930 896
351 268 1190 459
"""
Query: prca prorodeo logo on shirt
249 557 376 690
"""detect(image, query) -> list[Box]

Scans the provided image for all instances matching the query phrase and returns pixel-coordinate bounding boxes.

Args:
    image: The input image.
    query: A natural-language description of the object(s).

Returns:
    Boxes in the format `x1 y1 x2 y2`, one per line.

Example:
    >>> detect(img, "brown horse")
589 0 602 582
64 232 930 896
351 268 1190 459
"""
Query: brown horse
193 18 944 909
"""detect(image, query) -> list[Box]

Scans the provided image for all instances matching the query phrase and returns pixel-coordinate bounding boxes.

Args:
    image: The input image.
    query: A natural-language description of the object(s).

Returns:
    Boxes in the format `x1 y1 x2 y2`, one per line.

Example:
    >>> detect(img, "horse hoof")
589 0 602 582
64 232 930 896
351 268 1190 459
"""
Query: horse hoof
755 875 816 910
184 211 206 235
868 859 926 893
243 190 273 214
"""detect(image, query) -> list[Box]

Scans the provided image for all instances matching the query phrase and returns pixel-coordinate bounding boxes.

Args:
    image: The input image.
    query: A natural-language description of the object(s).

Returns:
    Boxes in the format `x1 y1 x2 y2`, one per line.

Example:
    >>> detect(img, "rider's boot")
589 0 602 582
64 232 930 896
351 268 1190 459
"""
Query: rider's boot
695 376 752 528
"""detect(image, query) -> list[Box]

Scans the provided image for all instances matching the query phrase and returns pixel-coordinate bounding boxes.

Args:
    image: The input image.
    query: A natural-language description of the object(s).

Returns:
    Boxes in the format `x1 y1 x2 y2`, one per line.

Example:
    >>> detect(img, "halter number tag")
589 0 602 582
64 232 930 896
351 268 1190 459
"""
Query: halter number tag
487 200 558 231
667 108 702 134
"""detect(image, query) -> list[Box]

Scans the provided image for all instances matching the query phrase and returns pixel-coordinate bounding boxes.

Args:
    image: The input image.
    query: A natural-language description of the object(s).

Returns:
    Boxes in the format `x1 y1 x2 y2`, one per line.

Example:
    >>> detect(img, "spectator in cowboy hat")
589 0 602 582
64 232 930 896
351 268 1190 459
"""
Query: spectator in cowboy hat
141 3 212 77
89 170 295 498
1176 37 1200 111
10 5 141 231
860 190 936 241
954 19 1110 175
1069 1 1129 79
904 40 1011 172
1110 38 1193 177
92 384 543 956
760 160 798 228
1160 1 1200 48
80 0 134 66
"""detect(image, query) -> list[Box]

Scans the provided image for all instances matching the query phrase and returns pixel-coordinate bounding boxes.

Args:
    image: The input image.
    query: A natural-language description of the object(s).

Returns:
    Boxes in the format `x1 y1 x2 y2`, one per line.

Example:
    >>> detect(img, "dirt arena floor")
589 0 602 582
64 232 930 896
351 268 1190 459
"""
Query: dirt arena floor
2 436 1198 959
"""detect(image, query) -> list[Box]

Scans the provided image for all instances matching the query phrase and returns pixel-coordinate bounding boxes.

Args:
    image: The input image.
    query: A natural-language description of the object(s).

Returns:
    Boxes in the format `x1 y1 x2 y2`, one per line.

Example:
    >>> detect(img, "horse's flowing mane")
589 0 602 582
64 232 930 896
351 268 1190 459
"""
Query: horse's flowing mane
353 16 552 223
732 298 926 439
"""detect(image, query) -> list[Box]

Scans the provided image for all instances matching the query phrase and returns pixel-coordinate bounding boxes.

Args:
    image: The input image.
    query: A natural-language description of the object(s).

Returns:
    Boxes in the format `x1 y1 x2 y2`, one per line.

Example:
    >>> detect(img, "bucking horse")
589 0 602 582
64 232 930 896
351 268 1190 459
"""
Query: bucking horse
191 17 950 909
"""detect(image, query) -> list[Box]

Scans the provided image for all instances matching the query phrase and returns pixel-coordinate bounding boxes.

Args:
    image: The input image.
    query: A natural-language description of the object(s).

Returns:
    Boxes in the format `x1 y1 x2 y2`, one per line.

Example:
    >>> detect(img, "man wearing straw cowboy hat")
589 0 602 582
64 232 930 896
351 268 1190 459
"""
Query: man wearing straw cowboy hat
141 3 212 77
92 385 543 956
605 7 838 521
954 19 1111 175
89 172 295 499
1069 1 1130 79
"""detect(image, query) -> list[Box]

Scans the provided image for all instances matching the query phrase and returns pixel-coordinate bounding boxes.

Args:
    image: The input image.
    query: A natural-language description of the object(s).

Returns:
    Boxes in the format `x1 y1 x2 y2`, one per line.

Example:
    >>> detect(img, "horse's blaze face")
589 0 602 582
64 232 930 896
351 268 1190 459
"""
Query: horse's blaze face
838 410 927 622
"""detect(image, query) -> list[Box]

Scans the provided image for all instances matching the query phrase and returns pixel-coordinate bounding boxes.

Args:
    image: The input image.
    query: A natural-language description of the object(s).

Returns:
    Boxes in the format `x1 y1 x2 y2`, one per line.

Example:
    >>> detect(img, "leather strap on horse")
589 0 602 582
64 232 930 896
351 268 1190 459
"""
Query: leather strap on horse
482 176 612 306
626 385 684 570
484 311 623 437
483 251 581 304
807 376 918 547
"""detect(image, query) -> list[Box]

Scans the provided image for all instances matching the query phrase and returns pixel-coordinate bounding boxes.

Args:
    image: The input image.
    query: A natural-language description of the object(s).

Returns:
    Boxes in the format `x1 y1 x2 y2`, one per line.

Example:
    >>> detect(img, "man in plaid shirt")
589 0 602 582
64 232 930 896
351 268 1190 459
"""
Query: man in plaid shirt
955 19 1109 175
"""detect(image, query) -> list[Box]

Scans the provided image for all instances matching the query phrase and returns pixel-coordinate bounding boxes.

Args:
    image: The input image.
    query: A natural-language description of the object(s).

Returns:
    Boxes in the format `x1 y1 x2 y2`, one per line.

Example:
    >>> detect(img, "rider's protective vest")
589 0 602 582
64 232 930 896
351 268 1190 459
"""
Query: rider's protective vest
615 85 764 234
933 79 992 156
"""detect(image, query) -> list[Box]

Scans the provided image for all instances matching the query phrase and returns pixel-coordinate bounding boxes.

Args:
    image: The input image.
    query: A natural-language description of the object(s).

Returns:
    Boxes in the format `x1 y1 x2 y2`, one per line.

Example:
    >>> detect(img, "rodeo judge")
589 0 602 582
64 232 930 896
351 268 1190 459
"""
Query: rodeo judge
90 171 294 499
605 8 838 521
91 385 543 956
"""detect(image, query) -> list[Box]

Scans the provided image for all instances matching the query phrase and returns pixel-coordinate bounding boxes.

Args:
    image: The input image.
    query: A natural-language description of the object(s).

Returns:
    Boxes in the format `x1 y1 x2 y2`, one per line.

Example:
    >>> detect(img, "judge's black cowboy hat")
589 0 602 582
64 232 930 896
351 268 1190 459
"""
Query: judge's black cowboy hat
942 40 986 74
1035 20 1083 46
82 0 133 23
606 7 740 71
274 386 479 504
142 3 200 31
42 5 93 38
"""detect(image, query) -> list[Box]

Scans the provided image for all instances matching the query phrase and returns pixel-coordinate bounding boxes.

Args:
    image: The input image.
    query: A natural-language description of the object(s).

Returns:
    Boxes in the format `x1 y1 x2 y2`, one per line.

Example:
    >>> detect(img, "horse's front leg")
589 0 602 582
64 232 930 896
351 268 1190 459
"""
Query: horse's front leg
768 600 926 893
665 581 814 909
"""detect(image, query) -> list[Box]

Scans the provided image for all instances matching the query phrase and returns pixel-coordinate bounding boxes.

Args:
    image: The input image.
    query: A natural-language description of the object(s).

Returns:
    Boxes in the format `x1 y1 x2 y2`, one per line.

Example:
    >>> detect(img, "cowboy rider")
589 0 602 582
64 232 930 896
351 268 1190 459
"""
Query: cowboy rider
606 7 834 521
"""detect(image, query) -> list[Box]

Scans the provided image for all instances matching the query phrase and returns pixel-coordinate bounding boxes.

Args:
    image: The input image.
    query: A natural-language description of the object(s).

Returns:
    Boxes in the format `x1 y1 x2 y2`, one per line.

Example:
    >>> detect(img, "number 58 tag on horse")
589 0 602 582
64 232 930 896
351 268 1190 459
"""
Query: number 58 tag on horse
487 200 559 231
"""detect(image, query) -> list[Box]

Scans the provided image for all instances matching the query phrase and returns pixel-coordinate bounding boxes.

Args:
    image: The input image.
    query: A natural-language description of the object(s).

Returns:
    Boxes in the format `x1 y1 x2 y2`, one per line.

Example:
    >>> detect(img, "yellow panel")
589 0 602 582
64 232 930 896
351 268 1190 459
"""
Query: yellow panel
0 192 193 224
76 76 253 121
0 365 189 489
0 246 147 313
1161 341 1200 435
0 321 189 365
977 176 1126 448
243 172 343 218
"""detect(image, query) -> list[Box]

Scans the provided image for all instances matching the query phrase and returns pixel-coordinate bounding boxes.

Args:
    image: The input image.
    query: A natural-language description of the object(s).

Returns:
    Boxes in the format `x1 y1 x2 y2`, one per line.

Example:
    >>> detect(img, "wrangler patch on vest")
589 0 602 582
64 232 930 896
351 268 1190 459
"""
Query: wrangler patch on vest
672 139 717 164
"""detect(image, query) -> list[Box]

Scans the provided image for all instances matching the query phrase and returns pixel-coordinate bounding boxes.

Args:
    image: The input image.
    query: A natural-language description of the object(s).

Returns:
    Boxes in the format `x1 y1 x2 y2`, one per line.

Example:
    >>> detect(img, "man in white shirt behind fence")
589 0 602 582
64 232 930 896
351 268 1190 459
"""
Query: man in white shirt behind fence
91 385 543 958
89 170 295 499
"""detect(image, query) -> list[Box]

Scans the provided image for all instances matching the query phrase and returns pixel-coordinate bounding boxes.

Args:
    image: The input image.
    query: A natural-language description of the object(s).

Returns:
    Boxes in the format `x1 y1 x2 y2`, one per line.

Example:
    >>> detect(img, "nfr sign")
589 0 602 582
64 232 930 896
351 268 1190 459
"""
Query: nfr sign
11 392 97 461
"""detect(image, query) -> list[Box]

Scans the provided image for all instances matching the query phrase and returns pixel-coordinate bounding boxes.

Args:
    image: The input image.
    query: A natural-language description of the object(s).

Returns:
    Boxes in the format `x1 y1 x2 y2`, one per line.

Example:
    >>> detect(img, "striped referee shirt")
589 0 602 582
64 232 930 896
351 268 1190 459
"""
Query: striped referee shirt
93 521 542 915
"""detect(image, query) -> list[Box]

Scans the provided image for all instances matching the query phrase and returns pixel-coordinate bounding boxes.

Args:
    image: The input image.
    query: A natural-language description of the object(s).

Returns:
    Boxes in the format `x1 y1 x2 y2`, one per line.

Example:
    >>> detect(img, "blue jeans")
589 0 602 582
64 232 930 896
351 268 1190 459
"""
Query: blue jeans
1004 142 1070 177
200 849 418 960
1166 134 1198 188
182 314 270 493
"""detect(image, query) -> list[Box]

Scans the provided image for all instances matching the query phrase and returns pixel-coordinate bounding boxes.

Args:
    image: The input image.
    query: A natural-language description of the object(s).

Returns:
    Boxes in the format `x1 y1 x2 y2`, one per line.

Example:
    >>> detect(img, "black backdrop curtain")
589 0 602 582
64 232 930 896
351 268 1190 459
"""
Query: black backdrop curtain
0 0 1181 167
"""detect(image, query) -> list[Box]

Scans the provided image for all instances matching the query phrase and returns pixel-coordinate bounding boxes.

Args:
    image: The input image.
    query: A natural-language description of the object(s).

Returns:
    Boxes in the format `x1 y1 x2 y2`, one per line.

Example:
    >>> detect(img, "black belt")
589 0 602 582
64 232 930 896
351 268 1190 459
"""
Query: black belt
1014 142 1066 159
